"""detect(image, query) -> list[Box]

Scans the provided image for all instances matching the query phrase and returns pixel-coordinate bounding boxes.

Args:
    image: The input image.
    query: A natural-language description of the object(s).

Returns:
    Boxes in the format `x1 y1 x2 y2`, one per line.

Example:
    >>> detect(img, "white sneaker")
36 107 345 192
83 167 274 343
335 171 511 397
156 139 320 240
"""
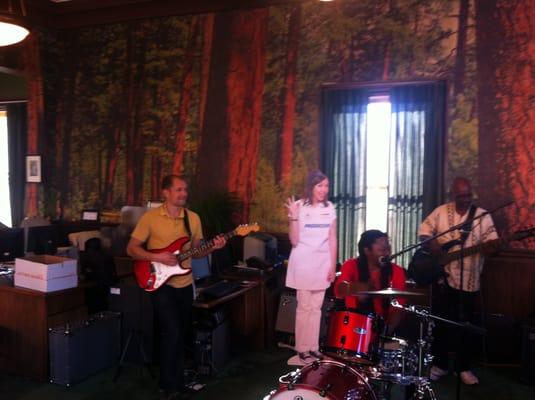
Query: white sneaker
308 350 324 360
430 366 449 381
460 370 479 385
298 352 314 364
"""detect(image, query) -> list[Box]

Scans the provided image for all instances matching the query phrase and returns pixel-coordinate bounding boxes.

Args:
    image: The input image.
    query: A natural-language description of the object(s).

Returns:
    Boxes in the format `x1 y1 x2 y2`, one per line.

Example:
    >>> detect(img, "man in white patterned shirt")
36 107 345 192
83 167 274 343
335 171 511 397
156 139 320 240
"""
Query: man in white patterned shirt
418 177 498 385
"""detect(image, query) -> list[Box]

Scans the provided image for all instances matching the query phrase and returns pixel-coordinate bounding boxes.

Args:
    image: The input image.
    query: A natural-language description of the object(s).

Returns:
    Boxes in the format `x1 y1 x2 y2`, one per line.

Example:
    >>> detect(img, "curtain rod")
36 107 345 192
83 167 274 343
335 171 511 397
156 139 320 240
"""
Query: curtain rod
321 78 446 91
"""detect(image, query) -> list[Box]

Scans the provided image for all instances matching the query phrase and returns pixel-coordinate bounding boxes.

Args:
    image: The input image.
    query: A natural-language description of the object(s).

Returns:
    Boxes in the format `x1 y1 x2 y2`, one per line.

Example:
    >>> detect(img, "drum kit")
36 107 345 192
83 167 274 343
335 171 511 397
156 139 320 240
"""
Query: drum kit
265 286 443 400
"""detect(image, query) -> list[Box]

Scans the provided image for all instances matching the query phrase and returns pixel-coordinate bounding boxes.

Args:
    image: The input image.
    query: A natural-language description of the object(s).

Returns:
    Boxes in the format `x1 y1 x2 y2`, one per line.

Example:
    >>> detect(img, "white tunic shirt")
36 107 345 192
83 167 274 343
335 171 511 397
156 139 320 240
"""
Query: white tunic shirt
418 202 498 292
286 200 337 290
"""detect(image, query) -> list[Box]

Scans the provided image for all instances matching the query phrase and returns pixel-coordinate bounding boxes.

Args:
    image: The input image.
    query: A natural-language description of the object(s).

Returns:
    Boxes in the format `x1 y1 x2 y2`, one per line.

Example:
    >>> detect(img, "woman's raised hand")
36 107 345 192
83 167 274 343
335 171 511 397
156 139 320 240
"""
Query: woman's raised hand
285 196 299 219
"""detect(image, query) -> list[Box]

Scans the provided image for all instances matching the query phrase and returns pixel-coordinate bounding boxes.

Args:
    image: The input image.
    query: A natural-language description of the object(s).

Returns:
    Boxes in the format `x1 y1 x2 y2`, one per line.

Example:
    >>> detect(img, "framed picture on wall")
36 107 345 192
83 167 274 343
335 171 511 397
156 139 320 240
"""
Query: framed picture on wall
26 155 41 183
81 209 100 222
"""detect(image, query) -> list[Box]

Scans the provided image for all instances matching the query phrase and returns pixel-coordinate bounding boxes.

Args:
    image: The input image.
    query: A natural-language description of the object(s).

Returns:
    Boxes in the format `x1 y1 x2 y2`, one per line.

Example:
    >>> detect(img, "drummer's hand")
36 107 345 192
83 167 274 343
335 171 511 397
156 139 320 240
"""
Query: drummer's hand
354 281 370 300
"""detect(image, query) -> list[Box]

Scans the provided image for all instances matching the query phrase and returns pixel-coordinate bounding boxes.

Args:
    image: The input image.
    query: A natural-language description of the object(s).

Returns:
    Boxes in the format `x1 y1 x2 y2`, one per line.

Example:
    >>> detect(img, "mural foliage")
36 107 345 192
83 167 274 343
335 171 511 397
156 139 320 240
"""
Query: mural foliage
32 0 532 246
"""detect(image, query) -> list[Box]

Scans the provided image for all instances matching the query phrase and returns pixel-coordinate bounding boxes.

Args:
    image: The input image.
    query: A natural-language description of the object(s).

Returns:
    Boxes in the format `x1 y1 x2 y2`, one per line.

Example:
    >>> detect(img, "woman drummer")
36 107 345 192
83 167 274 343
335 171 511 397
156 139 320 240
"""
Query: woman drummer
334 229 406 335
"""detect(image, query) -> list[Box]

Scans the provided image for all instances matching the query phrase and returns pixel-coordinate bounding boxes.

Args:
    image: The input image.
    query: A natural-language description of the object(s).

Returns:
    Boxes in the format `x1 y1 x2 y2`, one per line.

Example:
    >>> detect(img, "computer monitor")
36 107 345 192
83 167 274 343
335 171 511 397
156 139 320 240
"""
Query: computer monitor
0 228 24 262
243 232 277 264
26 225 60 255
191 255 211 281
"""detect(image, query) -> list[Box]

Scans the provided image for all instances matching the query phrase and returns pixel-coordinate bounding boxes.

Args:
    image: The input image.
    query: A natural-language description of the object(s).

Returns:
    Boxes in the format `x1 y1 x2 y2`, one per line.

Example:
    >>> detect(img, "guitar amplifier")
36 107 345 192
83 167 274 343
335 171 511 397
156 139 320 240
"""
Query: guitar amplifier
49 311 121 386
275 290 335 339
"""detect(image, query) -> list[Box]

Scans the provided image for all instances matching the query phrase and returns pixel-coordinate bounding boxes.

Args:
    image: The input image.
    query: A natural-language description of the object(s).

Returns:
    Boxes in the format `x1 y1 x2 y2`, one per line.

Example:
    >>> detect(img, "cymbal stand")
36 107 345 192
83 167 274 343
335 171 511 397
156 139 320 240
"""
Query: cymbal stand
412 313 436 400
391 301 437 400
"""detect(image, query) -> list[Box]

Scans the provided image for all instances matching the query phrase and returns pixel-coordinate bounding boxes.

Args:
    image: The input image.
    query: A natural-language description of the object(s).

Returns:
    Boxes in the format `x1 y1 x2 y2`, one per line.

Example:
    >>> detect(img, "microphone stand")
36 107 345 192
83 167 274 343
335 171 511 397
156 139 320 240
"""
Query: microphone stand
456 232 466 400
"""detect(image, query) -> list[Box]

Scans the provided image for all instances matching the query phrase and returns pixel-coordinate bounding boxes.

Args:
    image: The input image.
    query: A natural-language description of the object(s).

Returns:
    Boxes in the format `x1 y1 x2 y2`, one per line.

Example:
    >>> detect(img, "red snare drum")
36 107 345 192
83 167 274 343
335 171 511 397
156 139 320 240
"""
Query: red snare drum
323 309 380 364
266 359 377 400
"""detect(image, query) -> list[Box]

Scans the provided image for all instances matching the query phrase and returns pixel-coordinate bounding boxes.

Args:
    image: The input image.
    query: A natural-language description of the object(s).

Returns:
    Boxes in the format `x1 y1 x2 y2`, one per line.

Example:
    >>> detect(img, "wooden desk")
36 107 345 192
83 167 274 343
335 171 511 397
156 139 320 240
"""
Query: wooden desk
221 268 285 349
0 282 87 380
193 281 263 350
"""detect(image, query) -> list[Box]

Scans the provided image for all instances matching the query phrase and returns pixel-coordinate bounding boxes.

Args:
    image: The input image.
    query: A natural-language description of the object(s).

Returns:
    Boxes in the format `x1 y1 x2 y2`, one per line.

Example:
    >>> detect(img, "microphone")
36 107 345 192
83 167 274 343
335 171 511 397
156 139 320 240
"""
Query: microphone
379 256 390 266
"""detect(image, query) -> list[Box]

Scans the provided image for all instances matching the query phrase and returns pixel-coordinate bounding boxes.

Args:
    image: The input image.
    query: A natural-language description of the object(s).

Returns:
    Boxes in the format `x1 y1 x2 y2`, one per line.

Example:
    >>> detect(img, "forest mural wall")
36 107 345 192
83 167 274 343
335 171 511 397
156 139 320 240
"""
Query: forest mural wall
16 0 533 246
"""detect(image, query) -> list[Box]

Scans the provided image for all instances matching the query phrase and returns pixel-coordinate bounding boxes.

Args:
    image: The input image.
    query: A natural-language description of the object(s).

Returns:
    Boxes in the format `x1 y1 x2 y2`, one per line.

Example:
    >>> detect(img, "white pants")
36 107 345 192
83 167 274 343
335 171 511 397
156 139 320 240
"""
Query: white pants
295 289 326 353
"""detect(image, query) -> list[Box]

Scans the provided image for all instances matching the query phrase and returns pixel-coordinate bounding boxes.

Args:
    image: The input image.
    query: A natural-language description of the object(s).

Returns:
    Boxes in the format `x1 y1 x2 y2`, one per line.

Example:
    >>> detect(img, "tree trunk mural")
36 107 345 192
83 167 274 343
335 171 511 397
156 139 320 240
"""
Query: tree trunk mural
197 9 268 220
103 120 122 206
454 0 469 97
199 13 214 136
125 25 147 205
133 72 147 205
151 86 168 199
277 5 301 188
476 0 535 243
56 34 79 216
172 15 200 176
23 34 45 218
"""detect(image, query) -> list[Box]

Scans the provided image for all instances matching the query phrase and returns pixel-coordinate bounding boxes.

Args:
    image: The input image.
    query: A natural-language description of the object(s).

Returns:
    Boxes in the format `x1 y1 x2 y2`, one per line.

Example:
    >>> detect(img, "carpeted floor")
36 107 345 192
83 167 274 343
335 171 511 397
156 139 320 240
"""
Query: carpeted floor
1 347 534 400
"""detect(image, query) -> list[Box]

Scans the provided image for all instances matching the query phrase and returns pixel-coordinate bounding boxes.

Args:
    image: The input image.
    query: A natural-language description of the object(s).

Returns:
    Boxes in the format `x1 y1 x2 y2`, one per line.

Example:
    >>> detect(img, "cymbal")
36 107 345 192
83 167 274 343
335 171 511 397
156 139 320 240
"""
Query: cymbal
356 287 425 296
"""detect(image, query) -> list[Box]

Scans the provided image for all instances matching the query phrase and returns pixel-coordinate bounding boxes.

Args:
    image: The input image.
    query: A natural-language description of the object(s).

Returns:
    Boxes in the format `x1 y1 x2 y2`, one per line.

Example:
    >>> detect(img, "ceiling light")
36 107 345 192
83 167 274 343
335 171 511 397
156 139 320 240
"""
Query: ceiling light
0 0 30 47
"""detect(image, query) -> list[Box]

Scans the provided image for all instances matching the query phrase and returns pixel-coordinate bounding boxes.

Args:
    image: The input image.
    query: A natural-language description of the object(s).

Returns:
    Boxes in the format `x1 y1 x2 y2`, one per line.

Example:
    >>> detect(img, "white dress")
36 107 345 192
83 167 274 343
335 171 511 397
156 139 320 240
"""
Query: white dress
286 200 336 290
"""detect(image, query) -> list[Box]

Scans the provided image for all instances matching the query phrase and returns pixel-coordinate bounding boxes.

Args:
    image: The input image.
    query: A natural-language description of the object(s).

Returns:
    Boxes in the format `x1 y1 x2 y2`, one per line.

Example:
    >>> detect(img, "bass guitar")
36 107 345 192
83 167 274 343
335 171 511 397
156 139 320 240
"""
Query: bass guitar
134 223 260 291
408 227 535 286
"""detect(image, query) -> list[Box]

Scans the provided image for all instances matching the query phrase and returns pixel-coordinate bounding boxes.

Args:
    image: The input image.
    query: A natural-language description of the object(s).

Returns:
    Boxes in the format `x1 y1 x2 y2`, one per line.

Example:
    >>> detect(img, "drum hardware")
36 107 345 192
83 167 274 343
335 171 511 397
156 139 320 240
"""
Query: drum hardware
356 287 426 297
337 282 426 297
323 309 380 365
267 300 457 400
267 359 377 400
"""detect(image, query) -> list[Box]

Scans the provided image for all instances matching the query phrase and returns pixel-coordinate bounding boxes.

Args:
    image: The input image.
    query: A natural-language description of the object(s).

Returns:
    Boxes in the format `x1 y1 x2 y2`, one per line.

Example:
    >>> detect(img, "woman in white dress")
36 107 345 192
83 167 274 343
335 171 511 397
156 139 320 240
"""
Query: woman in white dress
285 170 337 363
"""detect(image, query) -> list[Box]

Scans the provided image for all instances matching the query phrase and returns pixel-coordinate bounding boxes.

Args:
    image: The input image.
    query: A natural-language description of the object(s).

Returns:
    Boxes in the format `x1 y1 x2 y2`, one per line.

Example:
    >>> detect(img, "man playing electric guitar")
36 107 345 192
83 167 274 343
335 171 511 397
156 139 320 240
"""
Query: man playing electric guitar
418 177 498 386
127 174 226 400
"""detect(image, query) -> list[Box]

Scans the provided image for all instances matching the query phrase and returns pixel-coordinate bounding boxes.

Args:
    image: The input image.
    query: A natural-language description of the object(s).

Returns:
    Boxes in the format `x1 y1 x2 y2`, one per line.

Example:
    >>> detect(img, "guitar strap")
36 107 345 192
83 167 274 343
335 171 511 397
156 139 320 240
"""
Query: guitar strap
183 209 192 238
459 204 477 245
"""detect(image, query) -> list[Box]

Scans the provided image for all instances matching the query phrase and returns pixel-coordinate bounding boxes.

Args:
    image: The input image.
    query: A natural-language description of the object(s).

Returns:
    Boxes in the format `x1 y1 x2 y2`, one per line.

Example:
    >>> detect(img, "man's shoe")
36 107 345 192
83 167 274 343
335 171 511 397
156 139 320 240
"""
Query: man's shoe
298 352 314 363
430 366 448 381
309 350 324 360
460 370 479 385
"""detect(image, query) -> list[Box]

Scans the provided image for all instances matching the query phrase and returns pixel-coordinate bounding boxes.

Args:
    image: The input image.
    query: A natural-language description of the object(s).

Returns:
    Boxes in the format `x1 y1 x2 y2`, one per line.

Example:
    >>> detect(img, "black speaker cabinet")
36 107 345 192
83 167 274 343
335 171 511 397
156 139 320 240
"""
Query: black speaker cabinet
108 277 154 363
521 319 535 384
275 289 335 339
194 312 230 376
49 311 121 386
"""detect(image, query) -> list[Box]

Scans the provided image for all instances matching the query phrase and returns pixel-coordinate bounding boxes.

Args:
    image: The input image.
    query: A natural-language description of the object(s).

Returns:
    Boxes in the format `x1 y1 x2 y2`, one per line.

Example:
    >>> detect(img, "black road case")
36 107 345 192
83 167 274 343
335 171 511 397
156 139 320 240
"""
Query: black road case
49 311 121 386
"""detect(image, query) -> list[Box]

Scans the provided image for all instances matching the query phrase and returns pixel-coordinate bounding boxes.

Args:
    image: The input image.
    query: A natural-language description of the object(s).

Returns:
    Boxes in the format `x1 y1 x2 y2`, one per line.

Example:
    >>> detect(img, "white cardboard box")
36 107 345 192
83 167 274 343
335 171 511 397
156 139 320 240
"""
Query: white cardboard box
14 273 78 293
14 255 78 292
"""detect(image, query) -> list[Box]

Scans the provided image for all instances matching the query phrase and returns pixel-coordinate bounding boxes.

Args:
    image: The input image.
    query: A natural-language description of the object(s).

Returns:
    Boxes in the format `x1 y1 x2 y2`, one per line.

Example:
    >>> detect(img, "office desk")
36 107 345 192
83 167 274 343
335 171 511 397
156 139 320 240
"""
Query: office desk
193 281 263 350
0 283 87 380
220 269 285 349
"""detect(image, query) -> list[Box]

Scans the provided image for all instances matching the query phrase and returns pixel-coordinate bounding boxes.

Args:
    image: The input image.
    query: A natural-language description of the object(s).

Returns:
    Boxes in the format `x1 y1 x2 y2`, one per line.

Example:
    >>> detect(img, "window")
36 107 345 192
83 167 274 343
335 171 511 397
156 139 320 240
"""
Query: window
322 82 445 265
0 110 12 227
365 98 391 232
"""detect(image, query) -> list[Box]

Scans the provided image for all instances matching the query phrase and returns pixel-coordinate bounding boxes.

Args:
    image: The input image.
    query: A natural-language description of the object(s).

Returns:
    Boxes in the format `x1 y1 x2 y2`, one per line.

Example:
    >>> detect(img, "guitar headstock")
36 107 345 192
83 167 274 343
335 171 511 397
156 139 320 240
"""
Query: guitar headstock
235 223 260 237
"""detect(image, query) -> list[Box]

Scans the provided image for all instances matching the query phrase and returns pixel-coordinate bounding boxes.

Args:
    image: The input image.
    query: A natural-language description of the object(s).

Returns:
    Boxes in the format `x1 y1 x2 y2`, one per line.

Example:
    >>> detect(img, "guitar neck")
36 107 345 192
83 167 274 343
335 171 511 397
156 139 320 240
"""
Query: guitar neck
441 236 507 265
177 229 236 261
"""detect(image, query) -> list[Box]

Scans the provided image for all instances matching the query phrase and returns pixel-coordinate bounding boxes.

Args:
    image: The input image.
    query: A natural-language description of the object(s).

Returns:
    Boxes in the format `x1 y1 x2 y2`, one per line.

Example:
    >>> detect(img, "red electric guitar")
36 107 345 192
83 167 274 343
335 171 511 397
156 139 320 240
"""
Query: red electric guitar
133 223 259 291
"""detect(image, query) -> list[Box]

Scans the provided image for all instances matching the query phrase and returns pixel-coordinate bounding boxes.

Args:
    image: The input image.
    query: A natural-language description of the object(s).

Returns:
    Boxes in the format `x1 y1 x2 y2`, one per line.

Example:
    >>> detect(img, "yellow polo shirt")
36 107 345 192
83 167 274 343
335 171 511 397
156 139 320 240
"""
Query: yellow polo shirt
131 205 203 288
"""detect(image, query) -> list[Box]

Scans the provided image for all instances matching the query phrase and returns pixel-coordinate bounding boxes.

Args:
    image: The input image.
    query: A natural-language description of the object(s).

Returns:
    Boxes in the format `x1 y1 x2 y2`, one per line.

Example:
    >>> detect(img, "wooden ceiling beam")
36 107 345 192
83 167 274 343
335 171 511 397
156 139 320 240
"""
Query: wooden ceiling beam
26 0 305 29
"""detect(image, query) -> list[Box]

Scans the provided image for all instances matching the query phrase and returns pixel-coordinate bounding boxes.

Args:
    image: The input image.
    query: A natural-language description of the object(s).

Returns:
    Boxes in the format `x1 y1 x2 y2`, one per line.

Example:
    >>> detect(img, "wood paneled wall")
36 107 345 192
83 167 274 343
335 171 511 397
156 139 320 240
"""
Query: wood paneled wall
481 249 535 320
